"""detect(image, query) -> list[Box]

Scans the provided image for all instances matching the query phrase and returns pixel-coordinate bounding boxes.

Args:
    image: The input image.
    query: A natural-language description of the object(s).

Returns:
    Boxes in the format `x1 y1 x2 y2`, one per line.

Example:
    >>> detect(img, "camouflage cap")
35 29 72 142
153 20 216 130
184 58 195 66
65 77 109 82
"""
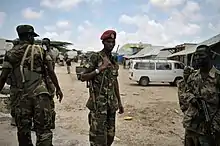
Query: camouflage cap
16 25 39 37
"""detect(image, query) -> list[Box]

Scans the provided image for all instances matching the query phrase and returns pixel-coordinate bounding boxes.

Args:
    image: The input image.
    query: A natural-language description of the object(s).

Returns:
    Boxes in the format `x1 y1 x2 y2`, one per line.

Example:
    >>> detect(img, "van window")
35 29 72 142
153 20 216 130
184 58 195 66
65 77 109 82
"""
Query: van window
156 62 172 70
134 62 155 70
174 63 184 69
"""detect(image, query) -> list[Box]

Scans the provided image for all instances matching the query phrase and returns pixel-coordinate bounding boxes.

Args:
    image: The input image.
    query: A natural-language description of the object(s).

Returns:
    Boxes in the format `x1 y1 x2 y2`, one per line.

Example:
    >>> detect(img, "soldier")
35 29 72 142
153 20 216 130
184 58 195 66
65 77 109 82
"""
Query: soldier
177 66 194 113
177 66 195 145
42 38 56 129
6 38 20 126
0 25 63 146
183 44 220 145
81 30 124 146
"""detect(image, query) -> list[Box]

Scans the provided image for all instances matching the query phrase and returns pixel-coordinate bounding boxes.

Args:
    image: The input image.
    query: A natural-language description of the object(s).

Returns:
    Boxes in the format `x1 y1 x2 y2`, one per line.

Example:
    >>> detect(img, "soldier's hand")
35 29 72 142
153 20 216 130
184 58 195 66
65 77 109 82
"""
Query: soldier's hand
118 103 124 114
99 56 111 72
56 89 63 103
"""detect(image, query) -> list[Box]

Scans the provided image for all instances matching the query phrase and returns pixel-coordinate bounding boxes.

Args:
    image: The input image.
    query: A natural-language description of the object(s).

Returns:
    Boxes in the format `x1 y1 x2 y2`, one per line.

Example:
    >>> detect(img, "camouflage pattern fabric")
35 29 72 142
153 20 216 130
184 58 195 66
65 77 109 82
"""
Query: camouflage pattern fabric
9 87 18 118
46 51 56 129
177 66 195 113
15 93 52 146
89 110 116 146
2 42 53 146
177 67 196 145
183 66 220 145
83 51 119 146
177 80 189 113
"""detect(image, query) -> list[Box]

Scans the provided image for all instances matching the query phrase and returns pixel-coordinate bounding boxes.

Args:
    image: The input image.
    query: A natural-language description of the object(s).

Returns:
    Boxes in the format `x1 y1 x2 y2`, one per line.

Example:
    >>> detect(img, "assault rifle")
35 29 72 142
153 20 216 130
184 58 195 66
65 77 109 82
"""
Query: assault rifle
196 99 216 145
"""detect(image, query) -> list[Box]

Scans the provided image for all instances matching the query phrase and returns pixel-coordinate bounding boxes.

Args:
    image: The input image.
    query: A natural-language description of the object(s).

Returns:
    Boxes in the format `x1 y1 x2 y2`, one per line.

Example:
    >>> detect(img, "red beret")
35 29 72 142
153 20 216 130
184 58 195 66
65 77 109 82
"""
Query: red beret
100 30 116 40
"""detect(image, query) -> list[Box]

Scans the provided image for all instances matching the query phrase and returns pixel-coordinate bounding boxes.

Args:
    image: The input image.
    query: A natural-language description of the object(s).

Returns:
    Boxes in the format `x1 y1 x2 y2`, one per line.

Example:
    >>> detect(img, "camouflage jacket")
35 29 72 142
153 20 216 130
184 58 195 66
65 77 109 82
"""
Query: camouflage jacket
177 79 189 113
83 51 119 112
183 66 220 134
2 42 52 97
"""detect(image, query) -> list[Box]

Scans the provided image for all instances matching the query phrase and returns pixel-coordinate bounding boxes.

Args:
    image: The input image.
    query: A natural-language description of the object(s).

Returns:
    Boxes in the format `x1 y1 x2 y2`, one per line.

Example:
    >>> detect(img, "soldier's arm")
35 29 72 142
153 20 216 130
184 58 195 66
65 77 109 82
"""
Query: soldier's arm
185 74 196 103
177 81 188 112
45 55 61 90
81 54 98 81
0 54 12 91
115 79 122 105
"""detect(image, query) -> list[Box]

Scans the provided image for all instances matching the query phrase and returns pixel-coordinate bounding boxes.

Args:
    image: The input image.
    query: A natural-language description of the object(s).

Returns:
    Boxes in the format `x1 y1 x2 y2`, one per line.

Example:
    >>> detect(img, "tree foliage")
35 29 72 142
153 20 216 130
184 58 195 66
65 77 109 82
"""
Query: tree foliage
6 39 73 53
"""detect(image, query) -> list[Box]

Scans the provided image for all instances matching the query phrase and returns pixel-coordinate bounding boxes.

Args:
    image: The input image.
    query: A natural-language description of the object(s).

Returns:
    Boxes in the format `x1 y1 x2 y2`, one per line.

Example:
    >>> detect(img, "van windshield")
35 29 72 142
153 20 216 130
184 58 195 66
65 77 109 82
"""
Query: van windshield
134 62 155 70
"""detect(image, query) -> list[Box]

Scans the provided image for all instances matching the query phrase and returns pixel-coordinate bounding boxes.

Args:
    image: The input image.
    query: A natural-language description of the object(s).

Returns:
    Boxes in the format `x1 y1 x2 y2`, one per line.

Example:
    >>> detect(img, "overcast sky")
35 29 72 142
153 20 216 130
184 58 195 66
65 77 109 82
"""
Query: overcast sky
0 0 219 51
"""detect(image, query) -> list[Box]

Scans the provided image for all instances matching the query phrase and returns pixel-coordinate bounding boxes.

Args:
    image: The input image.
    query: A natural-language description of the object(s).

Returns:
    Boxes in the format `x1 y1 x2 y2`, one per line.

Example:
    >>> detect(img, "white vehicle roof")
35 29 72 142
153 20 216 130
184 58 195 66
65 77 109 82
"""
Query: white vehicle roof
131 59 183 64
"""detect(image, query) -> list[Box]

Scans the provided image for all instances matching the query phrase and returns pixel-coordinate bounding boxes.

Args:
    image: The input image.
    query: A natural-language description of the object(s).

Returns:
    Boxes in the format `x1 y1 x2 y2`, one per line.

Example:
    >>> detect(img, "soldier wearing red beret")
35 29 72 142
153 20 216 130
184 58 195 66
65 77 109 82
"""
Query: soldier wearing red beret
81 30 124 146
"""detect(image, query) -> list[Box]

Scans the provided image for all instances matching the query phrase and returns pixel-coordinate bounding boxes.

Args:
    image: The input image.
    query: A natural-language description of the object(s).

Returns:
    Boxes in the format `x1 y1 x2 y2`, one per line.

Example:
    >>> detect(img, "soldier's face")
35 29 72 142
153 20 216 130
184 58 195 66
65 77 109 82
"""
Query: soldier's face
42 41 50 49
103 38 115 52
194 50 210 68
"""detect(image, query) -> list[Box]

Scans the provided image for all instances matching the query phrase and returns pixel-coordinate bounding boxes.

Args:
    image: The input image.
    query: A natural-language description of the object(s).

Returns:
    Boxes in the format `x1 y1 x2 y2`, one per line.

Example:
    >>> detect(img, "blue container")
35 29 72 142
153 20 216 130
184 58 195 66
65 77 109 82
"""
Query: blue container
117 55 124 63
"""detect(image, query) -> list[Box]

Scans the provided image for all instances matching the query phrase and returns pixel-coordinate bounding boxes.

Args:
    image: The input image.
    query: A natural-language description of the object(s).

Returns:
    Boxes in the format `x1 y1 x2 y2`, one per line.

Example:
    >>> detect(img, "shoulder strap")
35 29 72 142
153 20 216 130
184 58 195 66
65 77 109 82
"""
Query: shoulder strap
20 45 43 83
20 45 32 83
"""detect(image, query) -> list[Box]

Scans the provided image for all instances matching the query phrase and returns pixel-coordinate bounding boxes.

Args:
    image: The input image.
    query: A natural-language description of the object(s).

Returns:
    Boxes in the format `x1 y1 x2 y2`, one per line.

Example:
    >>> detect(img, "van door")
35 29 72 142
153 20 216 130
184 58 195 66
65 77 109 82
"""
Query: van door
173 62 184 79
155 62 173 82
133 62 156 82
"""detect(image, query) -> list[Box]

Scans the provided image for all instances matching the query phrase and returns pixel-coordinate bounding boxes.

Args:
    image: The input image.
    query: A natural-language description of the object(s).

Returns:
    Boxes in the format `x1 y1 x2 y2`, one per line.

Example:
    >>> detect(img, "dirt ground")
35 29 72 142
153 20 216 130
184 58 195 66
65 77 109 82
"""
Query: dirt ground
0 64 184 146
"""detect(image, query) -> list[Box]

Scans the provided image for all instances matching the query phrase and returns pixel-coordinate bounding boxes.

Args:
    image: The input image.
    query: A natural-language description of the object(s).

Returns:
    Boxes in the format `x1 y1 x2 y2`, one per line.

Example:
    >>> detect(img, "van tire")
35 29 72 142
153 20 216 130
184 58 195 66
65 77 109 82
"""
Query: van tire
172 77 183 86
139 77 150 86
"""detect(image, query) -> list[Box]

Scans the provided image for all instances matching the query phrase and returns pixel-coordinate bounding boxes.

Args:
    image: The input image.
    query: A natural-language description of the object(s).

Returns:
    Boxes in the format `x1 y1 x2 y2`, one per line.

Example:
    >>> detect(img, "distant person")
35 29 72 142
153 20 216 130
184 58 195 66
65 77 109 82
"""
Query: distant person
128 61 131 69
123 59 126 69
42 37 56 129
80 30 124 146
65 56 73 74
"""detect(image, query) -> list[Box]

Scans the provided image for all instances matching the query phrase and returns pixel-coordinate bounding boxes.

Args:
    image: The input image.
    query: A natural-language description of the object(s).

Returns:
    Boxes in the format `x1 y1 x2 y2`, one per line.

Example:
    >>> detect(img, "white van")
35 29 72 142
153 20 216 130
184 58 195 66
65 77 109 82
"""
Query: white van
129 59 184 86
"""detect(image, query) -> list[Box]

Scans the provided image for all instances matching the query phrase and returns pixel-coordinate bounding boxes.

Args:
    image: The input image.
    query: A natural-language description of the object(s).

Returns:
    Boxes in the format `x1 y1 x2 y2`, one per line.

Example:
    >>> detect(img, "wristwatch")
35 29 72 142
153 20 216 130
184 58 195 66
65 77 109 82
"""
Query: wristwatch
95 69 100 74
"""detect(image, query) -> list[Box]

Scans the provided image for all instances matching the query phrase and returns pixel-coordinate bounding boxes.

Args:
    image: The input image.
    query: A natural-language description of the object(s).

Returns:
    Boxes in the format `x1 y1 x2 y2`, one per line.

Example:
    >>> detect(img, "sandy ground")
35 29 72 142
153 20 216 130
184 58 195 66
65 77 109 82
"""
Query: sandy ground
0 64 184 146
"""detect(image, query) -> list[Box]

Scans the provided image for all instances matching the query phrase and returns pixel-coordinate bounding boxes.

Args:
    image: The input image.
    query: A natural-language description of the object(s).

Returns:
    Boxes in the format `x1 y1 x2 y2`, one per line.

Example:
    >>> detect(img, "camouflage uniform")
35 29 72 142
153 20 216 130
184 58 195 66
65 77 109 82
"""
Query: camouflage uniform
46 48 56 129
177 66 196 145
2 25 53 146
6 39 20 125
183 66 220 145
84 51 119 146
177 66 195 113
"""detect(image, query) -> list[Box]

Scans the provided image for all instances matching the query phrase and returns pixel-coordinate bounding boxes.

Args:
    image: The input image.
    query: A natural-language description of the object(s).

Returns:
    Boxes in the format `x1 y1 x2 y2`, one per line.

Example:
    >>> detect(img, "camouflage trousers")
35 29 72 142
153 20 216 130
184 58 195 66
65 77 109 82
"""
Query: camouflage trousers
184 129 220 146
15 93 53 146
9 88 18 118
88 110 116 146
50 94 56 129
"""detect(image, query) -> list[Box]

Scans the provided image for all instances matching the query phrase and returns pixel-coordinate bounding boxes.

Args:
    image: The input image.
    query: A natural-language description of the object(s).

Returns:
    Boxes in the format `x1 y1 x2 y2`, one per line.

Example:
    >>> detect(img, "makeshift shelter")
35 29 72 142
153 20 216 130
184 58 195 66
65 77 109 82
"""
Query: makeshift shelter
167 34 220 67
118 43 151 56
127 46 165 59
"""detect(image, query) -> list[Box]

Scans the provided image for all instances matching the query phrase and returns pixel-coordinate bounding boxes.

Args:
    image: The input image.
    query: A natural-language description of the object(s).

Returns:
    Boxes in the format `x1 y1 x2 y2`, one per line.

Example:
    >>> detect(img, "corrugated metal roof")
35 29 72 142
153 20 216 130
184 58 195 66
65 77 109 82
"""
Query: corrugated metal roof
128 46 164 58
167 34 220 57
167 46 196 57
